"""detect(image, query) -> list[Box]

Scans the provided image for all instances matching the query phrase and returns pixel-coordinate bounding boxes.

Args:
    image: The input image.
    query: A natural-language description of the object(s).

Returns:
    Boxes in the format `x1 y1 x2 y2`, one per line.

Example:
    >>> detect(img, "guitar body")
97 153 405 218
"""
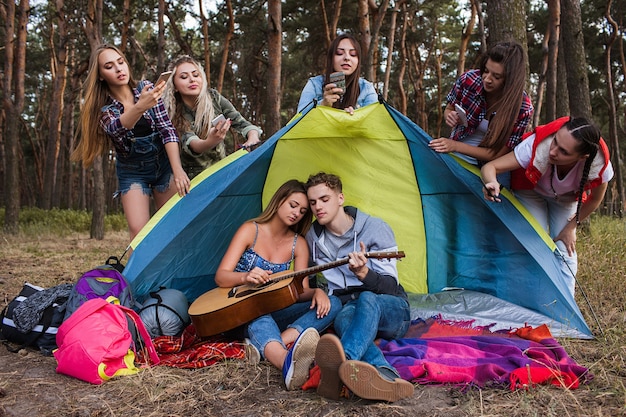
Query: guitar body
188 251 405 338
189 274 303 337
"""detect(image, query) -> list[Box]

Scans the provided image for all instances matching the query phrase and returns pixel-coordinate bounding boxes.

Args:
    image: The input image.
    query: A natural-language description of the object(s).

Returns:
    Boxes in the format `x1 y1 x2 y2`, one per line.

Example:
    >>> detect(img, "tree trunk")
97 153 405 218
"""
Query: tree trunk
556 40 569 117
458 0 478 76
357 0 371 74
365 0 389 83
217 0 234 93
560 0 591 119
320 0 342 47
396 2 408 114
90 155 105 240
265 0 282 136
2 0 29 234
157 0 165 72
42 0 69 210
198 0 210 85
382 3 399 100
484 0 529 77
603 0 624 216
84 0 105 239
545 0 559 123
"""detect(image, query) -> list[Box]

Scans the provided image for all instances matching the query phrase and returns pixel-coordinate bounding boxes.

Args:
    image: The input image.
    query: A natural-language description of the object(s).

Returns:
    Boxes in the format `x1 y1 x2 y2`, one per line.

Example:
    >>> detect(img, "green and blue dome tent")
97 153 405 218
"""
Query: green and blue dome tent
122 101 592 339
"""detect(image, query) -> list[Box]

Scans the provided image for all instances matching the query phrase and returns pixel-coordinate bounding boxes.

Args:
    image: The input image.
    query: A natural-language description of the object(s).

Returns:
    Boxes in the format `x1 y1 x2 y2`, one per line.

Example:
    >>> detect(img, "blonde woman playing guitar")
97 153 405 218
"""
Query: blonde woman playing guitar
215 179 342 391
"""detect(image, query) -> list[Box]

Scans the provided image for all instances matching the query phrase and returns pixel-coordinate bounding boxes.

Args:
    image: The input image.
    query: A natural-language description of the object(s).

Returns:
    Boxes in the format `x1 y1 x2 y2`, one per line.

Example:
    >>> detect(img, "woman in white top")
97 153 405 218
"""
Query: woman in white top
481 117 614 295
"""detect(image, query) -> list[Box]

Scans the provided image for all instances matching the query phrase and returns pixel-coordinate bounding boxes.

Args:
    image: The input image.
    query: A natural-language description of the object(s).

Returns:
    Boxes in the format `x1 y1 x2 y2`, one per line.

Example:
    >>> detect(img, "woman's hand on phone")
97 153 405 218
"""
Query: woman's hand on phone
321 83 343 107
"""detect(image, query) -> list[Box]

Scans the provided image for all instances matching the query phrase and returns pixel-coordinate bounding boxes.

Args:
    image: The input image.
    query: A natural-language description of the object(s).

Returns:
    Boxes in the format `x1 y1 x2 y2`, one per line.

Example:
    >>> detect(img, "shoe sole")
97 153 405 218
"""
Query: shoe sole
244 339 261 365
338 360 414 402
315 334 346 400
285 328 320 391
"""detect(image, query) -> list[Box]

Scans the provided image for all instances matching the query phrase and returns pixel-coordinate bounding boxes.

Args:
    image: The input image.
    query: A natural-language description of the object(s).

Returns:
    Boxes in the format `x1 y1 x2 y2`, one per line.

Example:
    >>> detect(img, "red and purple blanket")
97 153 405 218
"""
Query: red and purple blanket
380 317 591 390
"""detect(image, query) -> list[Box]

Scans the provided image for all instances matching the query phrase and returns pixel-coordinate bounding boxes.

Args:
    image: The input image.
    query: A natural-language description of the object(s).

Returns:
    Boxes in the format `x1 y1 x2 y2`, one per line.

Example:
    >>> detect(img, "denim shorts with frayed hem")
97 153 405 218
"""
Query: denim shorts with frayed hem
115 133 173 196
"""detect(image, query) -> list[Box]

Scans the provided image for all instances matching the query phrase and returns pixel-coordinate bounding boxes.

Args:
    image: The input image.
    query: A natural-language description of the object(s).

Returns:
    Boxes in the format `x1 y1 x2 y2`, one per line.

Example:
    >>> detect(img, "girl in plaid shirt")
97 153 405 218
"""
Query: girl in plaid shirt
72 45 189 241
430 42 533 170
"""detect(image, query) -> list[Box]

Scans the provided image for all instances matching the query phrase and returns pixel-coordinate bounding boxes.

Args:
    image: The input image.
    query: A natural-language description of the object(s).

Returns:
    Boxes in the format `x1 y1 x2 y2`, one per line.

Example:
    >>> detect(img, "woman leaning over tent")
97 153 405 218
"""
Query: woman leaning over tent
163 55 262 179
215 179 342 391
297 33 378 115
481 117 614 295
429 42 533 178
71 44 190 241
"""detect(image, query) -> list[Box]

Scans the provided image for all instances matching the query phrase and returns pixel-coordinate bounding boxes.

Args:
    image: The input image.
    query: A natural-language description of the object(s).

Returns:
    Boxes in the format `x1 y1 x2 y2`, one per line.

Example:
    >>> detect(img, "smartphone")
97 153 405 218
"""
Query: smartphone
211 114 226 127
329 71 346 91
454 103 468 127
155 71 173 86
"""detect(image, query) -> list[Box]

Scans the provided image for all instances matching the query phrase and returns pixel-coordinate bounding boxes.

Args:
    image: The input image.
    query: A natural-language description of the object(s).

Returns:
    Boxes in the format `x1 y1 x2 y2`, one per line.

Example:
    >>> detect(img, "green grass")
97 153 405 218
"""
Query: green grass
0 207 127 236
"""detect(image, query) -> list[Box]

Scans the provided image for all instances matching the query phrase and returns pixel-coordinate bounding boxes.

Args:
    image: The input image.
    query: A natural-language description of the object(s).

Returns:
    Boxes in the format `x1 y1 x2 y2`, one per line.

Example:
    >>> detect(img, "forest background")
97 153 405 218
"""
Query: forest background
1 0 625 237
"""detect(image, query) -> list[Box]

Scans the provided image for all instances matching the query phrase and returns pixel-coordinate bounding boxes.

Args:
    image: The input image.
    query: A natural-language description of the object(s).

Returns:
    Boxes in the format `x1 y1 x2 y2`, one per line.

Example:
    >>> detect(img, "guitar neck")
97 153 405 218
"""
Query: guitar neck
267 250 405 285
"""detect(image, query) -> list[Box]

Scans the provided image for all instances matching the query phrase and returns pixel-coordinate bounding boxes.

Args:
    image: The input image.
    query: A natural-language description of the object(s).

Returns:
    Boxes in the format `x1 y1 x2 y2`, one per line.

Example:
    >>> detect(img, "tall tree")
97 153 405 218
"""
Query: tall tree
216 0 234 92
266 0 282 136
458 0 478 76
82 0 105 239
382 2 399 100
560 0 591 118
42 0 69 210
364 0 389 82
198 0 211 86
485 0 529 76
2 0 29 234
603 0 624 215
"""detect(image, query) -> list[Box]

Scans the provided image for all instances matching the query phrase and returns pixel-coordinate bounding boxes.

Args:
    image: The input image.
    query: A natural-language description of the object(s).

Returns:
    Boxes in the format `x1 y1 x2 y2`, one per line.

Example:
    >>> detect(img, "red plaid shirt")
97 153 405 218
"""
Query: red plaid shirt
446 69 533 149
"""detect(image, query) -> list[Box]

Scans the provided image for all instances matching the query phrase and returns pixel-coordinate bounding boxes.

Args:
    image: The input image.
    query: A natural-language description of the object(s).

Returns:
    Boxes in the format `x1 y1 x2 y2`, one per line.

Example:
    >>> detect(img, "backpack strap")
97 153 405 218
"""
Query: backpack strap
117 305 160 366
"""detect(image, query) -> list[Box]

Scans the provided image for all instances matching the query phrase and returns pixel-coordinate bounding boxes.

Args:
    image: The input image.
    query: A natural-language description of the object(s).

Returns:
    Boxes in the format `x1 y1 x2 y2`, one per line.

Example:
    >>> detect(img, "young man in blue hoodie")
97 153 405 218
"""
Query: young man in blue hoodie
305 172 414 402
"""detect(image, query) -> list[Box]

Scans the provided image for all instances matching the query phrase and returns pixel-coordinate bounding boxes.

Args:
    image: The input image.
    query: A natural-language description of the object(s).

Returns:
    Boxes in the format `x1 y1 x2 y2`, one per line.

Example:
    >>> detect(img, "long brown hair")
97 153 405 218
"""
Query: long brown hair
478 41 526 153
251 180 312 236
71 44 136 167
324 33 362 110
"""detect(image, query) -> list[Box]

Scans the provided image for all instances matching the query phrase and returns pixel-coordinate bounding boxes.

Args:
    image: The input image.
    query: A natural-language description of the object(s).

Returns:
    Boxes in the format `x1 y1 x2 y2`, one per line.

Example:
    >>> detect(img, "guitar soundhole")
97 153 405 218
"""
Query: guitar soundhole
235 281 274 298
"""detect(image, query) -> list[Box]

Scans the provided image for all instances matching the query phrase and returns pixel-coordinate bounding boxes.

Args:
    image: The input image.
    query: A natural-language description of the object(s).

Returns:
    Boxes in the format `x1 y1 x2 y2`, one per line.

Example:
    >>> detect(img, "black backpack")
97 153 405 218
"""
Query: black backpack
1 283 72 355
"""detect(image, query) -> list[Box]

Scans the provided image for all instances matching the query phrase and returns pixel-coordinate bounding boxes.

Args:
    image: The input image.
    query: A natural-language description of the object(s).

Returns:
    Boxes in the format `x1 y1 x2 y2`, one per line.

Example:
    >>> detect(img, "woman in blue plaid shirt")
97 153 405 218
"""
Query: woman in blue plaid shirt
72 45 190 241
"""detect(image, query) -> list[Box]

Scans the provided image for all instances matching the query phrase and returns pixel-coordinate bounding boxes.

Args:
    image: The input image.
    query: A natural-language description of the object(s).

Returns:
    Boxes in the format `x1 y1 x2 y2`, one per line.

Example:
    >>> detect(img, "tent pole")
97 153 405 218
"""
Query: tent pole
556 249 604 337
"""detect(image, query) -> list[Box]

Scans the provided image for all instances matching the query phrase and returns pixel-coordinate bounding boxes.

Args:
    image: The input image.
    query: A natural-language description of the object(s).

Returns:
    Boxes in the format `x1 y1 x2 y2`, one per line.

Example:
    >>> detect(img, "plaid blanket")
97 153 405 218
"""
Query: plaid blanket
380 318 591 390
152 325 245 368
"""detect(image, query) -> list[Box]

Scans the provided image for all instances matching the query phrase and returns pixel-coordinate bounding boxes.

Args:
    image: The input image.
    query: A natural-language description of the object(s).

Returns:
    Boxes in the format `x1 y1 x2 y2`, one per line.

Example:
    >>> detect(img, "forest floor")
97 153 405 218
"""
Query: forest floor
1 227 625 417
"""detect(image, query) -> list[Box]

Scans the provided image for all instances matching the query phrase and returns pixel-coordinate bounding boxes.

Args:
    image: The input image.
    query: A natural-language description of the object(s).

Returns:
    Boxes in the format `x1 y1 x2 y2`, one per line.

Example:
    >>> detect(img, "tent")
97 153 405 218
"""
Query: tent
122 101 593 339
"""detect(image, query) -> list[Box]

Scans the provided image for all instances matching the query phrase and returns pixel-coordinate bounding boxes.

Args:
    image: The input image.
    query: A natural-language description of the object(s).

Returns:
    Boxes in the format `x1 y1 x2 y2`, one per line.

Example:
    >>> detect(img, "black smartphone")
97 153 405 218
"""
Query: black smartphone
329 71 346 91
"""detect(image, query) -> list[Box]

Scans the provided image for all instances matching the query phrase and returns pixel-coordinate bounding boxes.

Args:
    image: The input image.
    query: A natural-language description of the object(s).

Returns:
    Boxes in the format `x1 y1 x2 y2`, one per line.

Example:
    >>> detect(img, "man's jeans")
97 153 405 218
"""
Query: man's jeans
334 291 411 376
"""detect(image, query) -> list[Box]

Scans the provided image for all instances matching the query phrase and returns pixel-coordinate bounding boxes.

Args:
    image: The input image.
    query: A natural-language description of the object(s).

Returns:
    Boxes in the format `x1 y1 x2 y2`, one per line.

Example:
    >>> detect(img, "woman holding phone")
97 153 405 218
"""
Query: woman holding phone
429 42 533 170
297 33 378 115
71 44 189 242
163 55 262 179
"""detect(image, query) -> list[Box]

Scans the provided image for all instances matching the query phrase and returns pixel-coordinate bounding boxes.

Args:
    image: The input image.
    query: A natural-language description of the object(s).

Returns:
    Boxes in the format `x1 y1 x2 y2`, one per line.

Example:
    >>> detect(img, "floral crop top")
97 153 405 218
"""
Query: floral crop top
234 222 298 273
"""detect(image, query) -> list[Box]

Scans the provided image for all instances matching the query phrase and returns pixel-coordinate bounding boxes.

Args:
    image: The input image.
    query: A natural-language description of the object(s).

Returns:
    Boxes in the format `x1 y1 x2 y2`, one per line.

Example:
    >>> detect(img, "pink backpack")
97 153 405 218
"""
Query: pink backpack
54 298 159 384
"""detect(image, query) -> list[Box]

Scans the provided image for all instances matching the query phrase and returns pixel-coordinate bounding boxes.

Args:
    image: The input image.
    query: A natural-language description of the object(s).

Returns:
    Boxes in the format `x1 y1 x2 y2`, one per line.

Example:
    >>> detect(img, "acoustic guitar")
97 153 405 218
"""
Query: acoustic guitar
188 250 405 338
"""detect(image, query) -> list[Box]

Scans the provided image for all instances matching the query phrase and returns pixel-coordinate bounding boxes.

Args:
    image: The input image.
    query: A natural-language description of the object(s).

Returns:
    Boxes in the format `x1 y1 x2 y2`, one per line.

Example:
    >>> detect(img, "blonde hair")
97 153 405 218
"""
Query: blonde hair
162 55 215 140
71 44 136 167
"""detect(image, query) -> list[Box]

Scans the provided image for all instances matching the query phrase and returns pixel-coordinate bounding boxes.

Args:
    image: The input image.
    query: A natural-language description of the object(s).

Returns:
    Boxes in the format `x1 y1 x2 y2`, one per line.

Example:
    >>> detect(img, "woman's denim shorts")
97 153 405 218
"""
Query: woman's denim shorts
115 134 173 196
